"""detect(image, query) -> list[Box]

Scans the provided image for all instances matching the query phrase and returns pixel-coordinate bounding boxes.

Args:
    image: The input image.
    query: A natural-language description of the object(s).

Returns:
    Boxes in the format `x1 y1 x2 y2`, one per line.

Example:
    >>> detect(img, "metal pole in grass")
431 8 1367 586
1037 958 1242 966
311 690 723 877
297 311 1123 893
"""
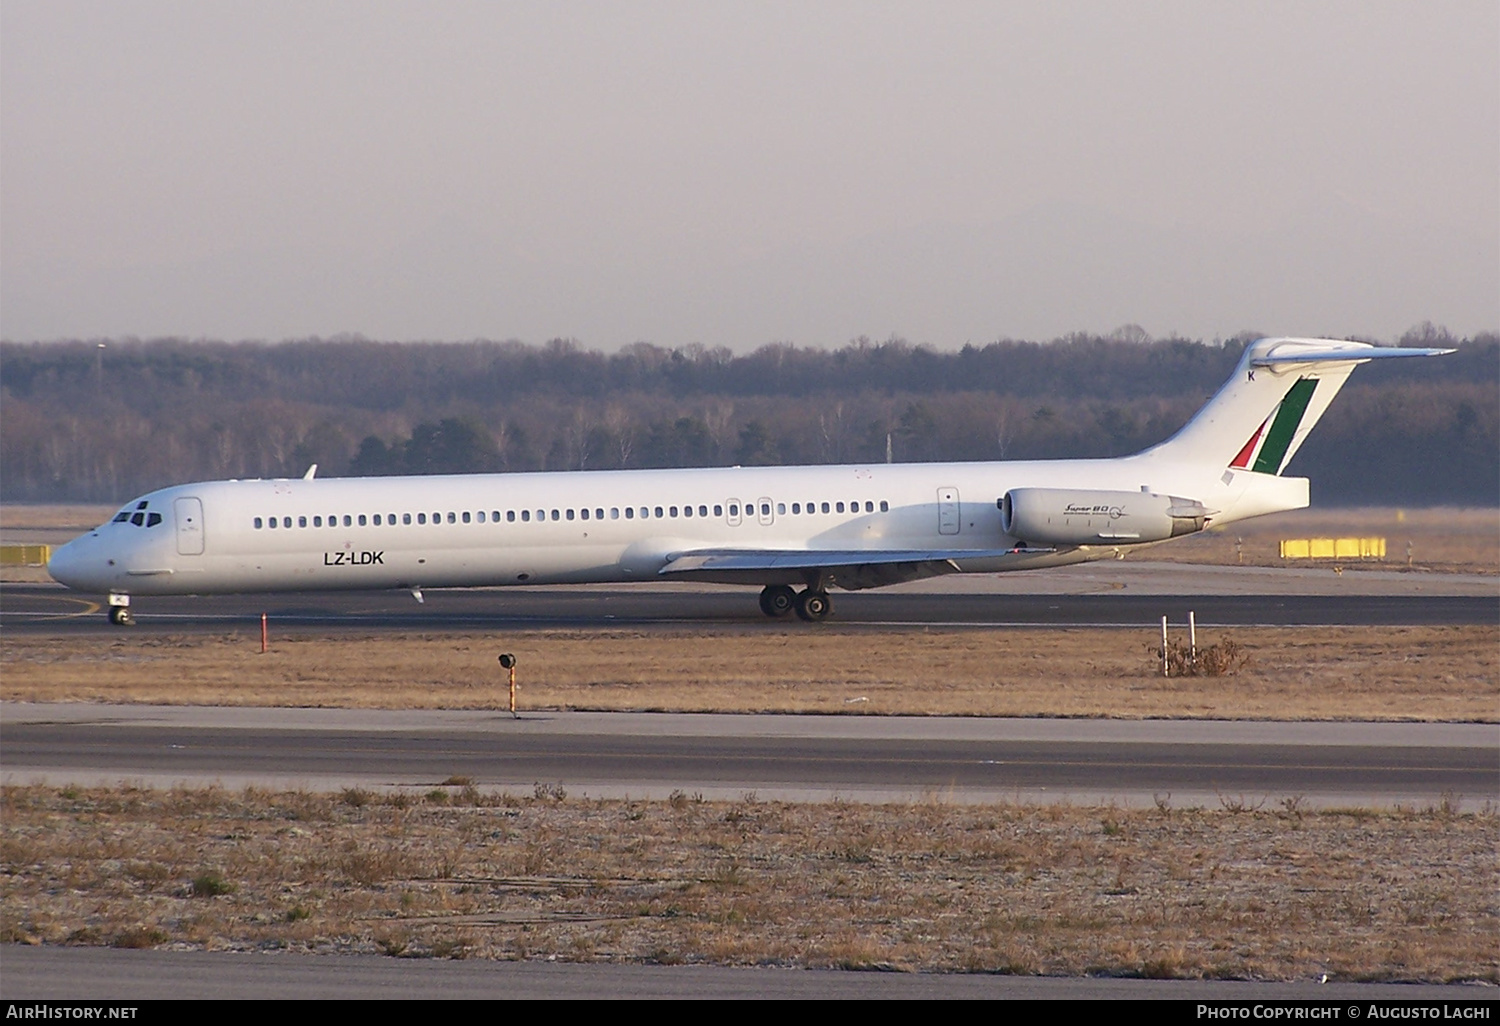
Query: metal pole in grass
499 653 518 718
1189 610 1197 671
261 613 268 654
1161 616 1169 677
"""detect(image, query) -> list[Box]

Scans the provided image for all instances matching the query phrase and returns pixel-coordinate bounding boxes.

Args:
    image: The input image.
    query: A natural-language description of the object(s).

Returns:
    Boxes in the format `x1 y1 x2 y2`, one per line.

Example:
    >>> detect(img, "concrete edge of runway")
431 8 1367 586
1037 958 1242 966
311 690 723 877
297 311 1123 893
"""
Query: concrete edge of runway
4 945 1496 1000
3 769 1488 813
3 701 1494 747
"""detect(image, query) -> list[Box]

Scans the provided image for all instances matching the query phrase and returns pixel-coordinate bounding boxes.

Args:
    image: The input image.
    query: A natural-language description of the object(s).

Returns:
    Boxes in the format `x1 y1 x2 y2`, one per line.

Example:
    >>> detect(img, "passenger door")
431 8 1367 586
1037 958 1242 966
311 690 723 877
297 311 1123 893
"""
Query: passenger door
174 497 205 555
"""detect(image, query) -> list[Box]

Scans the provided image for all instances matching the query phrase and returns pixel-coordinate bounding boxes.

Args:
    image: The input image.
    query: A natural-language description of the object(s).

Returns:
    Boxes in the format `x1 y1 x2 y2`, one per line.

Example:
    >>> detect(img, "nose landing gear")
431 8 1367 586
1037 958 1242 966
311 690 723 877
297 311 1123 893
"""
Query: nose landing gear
107 593 134 626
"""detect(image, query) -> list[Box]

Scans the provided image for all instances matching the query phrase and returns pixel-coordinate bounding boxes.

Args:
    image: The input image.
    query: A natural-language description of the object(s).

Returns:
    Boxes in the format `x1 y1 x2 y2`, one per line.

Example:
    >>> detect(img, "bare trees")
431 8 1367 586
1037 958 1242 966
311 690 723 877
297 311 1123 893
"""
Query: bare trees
2 332 1493 503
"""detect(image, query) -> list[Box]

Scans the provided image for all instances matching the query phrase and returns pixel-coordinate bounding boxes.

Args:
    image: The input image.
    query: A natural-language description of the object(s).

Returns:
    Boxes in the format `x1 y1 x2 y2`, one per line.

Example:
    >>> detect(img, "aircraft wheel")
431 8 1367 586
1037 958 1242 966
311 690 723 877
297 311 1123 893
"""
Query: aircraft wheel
758 585 796 618
794 589 831 622
108 606 135 627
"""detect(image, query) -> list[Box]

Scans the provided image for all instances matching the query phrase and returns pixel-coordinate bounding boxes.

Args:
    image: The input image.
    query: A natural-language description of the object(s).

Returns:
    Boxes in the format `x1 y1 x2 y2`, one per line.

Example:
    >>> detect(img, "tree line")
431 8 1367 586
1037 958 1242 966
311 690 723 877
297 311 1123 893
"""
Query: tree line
1 326 1494 505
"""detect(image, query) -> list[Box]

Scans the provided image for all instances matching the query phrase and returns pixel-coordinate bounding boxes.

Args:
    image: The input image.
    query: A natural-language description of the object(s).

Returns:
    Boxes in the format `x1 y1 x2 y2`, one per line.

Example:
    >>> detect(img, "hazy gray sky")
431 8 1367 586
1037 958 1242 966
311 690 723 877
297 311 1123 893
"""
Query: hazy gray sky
3 1 1496 349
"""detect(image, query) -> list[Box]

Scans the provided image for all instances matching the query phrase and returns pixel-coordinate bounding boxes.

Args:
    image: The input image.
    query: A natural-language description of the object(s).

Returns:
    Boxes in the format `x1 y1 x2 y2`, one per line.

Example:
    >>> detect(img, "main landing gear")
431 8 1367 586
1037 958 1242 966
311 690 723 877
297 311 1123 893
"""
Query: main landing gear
758 584 832 622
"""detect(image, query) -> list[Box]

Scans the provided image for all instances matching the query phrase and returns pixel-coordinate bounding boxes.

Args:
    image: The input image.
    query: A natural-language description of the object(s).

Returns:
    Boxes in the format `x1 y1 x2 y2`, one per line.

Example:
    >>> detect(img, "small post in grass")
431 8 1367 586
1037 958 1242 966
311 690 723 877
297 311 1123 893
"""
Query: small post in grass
1188 610 1197 671
1160 616 1169 677
261 613 268 654
498 653 518 718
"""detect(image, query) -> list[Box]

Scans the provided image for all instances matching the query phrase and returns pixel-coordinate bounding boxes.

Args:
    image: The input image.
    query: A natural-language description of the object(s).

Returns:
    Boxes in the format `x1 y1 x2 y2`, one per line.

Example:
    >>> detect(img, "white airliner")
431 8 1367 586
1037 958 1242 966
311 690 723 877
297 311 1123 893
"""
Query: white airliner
48 337 1450 625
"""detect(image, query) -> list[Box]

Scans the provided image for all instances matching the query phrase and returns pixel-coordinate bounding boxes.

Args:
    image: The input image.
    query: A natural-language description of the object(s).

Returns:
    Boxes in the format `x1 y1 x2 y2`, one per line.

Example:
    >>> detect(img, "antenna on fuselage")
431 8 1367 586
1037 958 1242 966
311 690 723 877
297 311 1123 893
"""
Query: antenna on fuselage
303 464 318 480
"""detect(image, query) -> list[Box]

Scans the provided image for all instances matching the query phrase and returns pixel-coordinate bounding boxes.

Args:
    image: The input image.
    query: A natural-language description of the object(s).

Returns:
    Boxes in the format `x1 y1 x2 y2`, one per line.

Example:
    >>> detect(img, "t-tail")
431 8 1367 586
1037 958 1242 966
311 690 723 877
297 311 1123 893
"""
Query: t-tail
1135 337 1453 523
1143 337 1454 471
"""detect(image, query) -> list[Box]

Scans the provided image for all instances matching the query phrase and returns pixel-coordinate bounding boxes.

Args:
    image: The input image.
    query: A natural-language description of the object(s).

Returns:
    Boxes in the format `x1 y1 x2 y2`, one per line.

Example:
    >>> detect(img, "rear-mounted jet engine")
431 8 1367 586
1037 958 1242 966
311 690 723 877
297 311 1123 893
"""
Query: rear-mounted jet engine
1000 488 1209 546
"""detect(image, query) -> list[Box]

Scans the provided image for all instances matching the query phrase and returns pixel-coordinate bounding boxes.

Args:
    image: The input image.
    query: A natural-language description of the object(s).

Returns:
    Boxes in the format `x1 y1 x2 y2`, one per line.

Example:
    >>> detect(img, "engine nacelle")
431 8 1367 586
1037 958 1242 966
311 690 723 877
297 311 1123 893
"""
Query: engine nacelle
1000 488 1208 546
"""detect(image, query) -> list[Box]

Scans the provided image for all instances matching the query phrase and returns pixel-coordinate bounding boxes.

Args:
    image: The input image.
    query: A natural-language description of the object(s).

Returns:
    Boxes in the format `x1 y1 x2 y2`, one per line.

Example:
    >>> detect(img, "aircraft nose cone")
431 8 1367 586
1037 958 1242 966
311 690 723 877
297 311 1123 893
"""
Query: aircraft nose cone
47 536 105 591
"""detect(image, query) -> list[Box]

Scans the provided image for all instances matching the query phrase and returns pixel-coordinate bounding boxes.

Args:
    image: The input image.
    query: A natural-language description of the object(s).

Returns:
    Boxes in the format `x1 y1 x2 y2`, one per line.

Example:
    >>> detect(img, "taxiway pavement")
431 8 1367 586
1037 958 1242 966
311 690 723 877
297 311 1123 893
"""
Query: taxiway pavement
4 704 1493 808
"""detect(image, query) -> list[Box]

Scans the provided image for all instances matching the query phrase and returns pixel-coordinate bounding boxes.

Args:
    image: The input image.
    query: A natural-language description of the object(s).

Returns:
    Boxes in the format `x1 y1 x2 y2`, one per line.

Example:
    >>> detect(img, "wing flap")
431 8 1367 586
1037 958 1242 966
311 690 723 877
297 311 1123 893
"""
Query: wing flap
658 547 1067 590
660 548 1038 574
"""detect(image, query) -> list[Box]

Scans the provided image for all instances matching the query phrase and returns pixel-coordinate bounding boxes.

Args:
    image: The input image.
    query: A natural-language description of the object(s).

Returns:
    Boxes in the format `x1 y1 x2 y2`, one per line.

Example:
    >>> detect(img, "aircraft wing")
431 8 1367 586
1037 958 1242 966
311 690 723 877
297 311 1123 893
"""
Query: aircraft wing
658 547 1061 590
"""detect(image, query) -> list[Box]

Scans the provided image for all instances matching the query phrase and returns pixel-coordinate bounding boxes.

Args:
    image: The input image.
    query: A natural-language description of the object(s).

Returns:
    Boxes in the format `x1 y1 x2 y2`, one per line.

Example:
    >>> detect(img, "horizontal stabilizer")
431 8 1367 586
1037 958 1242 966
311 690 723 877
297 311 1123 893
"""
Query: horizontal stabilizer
1250 345 1454 366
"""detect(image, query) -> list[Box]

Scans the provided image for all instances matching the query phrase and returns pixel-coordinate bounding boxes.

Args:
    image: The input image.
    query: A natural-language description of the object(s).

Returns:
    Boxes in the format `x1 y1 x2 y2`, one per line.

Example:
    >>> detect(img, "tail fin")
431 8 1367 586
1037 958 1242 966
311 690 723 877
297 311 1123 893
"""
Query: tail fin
1142 337 1453 472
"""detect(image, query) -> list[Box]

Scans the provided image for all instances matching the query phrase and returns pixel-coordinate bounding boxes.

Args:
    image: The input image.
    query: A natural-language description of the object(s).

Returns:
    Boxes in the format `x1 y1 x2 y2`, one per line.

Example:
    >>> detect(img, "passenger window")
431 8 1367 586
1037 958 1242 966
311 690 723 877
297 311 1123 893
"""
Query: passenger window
682 506 691 518
358 514 367 526
476 511 485 523
792 503 801 514
639 507 648 519
311 516 321 527
655 507 664 519
865 501 874 512
300 516 309 528
880 500 889 512
729 504 738 517
403 513 412 525
254 517 263 529
611 508 619 519
372 515 381 526
551 510 560 521
418 513 427 524
836 502 845 513
284 517 293 528
580 508 589 520
537 509 545 522
777 503 786 514
343 515 352 527
670 506 679 518
462 511 471 524
521 510 530 522
760 503 770 516
267 517 275 529
596 508 605 520
447 512 456 524
567 509 575 521
821 502 830 513
714 505 722 517
507 511 516 522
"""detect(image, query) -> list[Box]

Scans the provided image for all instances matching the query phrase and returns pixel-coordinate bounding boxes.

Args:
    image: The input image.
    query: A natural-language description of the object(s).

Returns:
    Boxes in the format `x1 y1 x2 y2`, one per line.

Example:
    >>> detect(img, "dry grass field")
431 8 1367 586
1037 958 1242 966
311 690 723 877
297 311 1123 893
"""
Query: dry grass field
2 624 1496 721
2 784 1493 982
4 506 1495 979
1143 506 1498 573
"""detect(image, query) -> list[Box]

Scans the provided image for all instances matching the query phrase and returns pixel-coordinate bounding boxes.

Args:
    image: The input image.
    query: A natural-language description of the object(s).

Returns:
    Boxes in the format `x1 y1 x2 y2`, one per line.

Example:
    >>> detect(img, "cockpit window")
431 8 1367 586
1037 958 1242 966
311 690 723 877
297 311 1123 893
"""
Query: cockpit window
113 512 131 523
136 501 149 511
146 512 162 527
130 512 145 526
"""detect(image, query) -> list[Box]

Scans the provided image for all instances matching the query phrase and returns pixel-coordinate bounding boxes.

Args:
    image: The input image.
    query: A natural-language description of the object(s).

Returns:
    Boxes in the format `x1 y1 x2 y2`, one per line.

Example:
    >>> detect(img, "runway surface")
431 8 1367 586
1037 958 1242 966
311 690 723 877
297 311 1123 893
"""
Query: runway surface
2 574 1496 635
4 946 1491 1000
4 704 1494 807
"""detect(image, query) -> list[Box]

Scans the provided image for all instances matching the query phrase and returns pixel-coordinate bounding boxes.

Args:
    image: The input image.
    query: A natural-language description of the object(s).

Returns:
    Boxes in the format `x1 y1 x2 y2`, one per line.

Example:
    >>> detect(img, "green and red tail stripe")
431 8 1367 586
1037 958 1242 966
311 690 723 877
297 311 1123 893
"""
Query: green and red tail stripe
1228 377 1318 475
